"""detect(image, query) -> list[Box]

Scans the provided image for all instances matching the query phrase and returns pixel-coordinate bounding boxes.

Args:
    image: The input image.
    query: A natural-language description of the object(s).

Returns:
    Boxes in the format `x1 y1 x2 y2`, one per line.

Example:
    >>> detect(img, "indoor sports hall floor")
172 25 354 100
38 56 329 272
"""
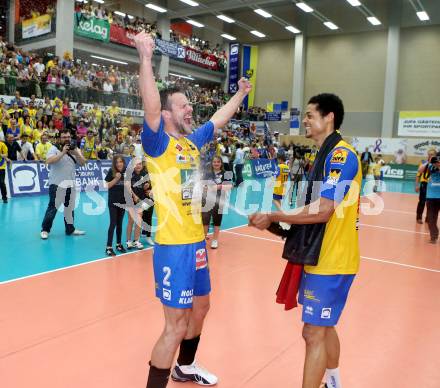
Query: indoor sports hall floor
1 181 439 388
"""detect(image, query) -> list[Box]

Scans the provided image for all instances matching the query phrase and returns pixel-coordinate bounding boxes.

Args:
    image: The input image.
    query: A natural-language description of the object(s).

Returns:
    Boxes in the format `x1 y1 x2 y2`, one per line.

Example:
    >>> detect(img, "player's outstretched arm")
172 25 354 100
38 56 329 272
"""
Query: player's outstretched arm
134 31 161 132
210 77 251 131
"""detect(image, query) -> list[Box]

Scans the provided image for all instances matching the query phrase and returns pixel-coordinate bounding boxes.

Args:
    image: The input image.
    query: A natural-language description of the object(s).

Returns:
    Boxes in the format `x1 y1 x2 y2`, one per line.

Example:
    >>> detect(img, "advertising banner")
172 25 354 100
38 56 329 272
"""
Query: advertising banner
398 111 440 137
74 17 110 42
22 14 52 39
7 160 112 197
184 47 219 71
110 24 136 47
250 158 277 179
228 43 240 94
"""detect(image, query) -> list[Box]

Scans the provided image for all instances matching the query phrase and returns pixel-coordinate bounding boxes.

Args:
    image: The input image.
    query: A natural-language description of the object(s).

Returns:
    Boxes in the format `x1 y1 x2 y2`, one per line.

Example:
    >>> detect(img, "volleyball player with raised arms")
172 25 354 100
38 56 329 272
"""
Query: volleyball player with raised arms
134 31 251 388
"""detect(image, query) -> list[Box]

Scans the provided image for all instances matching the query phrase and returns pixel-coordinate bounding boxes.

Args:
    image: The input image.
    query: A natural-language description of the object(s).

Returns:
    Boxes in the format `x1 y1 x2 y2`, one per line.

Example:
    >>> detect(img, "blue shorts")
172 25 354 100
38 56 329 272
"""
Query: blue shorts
273 194 283 200
153 240 211 309
298 272 355 327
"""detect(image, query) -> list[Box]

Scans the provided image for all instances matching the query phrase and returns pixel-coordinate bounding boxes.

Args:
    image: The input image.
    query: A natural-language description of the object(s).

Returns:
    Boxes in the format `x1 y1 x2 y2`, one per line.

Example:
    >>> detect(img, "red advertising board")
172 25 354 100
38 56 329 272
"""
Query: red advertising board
185 47 219 71
110 24 136 47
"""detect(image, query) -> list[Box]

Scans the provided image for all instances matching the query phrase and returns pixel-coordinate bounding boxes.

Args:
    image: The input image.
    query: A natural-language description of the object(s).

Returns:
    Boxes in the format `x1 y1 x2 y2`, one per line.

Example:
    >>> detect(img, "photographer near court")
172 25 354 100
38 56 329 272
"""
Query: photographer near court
40 129 87 239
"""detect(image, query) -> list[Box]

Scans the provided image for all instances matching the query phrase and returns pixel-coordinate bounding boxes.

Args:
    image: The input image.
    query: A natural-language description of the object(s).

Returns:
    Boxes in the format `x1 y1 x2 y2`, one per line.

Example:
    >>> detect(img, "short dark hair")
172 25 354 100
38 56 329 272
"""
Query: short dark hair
308 93 344 130
159 87 184 110
60 129 70 136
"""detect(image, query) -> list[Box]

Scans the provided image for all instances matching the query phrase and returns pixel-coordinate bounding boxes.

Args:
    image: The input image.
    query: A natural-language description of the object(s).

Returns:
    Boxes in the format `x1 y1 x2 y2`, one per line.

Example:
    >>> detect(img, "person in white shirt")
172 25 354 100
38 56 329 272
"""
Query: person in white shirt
17 134 35 161
134 137 144 159
233 143 245 187
33 58 45 77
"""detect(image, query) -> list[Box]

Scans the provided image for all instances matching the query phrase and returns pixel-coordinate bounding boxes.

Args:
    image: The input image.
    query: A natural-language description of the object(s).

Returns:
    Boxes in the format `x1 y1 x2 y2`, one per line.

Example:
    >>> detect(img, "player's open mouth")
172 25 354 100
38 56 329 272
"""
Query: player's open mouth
184 117 192 125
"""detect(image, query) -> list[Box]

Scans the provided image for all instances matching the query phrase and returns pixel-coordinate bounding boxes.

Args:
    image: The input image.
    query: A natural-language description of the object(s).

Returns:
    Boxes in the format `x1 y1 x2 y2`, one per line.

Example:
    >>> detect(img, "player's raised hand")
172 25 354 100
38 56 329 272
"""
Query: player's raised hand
238 77 252 95
134 31 155 60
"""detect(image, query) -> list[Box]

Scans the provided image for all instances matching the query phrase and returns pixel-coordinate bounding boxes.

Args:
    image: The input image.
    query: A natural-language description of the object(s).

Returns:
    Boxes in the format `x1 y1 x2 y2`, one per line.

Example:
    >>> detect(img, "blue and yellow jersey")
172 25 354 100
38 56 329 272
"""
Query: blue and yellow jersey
304 140 362 276
81 137 97 160
141 117 214 245
273 163 290 197
0 141 8 170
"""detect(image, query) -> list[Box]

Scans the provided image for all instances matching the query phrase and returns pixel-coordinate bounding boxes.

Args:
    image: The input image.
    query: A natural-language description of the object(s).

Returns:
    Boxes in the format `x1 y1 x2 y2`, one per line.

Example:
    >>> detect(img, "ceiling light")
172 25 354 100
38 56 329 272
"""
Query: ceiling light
217 14 235 23
323 21 339 30
254 9 272 18
94 0 105 4
114 11 134 19
187 19 204 27
91 55 128 65
285 25 301 34
179 0 199 6
221 33 236 41
169 73 194 80
250 30 266 38
367 16 381 25
416 11 430 21
346 0 361 6
145 3 167 13
296 2 314 13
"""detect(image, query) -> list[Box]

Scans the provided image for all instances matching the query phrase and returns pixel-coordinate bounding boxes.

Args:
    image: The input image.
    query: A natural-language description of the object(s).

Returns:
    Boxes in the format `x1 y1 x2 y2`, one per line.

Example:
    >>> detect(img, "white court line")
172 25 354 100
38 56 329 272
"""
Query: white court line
0 224 248 285
359 223 429 235
380 208 414 215
222 230 440 273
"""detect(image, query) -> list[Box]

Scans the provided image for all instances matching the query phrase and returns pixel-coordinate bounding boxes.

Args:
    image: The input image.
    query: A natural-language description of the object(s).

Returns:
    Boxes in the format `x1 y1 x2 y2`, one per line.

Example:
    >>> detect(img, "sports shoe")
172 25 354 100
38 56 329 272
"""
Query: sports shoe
126 240 134 250
171 361 218 386
210 239 218 249
133 240 144 249
72 229 85 236
40 231 49 240
116 243 126 253
106 247 116 256
145 236 154 245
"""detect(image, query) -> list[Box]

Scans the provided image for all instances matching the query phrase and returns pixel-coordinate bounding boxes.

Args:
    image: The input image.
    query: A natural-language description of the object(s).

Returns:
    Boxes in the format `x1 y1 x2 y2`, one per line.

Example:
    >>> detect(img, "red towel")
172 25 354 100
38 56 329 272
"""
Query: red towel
276 262 303 310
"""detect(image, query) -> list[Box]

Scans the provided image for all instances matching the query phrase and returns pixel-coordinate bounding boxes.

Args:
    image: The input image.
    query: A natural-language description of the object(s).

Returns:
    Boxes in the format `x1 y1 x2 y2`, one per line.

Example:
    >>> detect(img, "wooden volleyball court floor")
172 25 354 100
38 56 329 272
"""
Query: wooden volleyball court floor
0 191 439 388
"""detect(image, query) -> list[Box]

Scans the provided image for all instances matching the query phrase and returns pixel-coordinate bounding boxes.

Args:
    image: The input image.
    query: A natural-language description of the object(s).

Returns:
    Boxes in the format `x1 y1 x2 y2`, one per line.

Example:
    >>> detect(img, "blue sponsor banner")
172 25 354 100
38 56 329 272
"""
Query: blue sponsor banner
264 112 282 121
155 38 185 59
250 158 277 179
290 108 300 135
281 101 289 111
228 43 240 94
7 160 113 197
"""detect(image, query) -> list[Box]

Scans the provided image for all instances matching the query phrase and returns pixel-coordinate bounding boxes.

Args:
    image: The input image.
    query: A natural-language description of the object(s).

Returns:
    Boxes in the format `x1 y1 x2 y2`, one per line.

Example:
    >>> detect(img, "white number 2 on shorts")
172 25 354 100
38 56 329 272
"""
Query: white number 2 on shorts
163 266 171 287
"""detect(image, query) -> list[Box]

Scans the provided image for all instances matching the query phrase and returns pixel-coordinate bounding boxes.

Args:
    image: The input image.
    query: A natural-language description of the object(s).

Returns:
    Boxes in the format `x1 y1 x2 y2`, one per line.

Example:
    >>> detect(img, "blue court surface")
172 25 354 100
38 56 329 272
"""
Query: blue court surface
0 179 416 283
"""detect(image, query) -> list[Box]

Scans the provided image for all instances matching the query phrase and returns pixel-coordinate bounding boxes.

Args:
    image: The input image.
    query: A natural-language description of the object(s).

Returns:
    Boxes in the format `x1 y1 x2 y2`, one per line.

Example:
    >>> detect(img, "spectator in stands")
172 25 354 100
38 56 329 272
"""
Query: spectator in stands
7 118 20 140
80 129 97 160
35 132 52 161
17 133 35 160
5 133 22 161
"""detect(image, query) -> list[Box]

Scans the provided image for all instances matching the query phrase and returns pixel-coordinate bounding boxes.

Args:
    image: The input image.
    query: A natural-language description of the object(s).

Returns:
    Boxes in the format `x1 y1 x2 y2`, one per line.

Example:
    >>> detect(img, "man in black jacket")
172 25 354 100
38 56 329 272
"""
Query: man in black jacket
360 147 373 178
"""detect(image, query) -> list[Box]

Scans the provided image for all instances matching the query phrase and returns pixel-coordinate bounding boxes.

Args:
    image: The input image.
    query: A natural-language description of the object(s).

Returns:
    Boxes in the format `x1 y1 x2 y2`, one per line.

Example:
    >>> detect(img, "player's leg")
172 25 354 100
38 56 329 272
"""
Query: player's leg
172 241 217 385
324 327 342 388
147 306 191 388
302 324 328 388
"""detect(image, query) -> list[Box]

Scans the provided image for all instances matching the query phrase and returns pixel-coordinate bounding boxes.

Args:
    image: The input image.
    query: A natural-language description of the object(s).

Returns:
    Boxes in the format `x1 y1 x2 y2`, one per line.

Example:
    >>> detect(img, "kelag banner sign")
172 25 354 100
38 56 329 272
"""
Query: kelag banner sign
74 17 110 42
228 43 240 94
7 160 112 197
